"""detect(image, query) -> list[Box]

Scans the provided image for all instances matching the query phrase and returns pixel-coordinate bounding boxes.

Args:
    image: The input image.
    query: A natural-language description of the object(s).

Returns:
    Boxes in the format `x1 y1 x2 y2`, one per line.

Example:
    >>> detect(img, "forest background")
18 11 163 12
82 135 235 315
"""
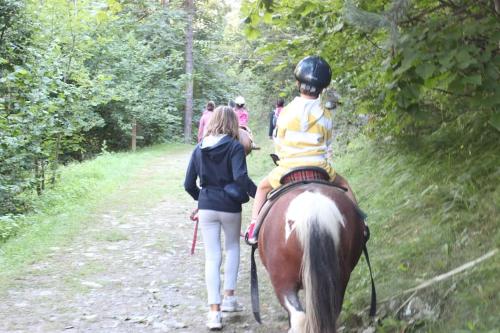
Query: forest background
1 0 499 331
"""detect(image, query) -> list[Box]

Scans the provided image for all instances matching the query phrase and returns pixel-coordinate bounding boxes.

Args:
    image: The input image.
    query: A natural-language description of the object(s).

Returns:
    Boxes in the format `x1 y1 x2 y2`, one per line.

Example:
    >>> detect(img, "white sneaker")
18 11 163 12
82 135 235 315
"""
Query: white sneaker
221 296 243 312
206 311 222 330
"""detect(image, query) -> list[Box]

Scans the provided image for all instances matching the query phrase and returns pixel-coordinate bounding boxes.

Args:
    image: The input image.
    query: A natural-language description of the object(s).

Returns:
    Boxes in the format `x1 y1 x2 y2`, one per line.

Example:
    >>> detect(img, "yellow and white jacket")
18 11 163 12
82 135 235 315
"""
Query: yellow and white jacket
268 96 336 188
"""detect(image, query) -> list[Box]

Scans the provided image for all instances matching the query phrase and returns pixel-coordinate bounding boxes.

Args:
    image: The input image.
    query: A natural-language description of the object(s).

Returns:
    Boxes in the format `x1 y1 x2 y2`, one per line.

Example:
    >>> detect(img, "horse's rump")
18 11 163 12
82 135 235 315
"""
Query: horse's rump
238 127 253 155
258 182 366 332
259 183 365 278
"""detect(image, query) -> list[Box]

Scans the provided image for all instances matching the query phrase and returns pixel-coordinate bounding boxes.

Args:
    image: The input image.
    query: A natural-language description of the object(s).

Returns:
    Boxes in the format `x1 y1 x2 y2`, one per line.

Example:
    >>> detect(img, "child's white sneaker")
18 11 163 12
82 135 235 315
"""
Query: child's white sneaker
221 296 243 312
206 311 222 330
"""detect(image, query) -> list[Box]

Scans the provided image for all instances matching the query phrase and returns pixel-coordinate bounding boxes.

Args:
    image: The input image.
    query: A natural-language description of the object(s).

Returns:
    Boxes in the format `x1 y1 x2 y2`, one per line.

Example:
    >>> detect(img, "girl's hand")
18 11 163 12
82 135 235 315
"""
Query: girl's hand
190 208 199 221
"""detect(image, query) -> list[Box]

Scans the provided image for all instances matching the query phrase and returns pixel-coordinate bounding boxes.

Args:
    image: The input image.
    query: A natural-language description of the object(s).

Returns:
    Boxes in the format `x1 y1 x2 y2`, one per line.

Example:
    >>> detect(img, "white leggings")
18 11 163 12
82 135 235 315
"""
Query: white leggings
198 209 241 305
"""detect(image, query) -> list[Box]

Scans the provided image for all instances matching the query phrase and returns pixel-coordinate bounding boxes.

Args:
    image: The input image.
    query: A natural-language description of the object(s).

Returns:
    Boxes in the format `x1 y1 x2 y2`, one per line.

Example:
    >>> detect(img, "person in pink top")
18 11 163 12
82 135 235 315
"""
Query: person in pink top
198 101 215 142
233 96 249 128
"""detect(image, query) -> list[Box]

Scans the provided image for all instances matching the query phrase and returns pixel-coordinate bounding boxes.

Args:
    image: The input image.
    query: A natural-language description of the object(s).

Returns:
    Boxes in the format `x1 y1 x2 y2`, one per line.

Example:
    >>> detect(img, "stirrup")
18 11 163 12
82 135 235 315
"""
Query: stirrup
245 223 257 245
245 234 258 245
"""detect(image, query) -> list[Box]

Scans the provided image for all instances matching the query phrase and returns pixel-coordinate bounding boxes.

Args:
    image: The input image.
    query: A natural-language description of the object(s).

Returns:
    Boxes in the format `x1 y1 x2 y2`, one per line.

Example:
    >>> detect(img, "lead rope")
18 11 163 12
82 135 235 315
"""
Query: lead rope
362 223 377 317
363 244 377 317
250 245 262 323
190 213 199 255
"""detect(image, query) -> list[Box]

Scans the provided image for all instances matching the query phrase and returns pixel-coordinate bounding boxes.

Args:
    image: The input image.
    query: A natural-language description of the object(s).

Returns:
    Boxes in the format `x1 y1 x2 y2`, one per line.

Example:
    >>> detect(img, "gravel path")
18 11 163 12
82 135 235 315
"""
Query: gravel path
0 150 288 333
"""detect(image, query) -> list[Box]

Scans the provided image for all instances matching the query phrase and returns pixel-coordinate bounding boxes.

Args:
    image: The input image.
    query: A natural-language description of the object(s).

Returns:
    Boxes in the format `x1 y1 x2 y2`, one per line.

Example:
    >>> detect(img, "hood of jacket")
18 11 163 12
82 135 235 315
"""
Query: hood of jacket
200 134 233 163
289 96 324 132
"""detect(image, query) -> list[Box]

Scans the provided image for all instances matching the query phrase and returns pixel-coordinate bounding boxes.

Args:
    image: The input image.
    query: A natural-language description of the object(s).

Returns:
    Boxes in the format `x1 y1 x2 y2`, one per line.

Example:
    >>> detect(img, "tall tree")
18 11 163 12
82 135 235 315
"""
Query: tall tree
184 0 194 142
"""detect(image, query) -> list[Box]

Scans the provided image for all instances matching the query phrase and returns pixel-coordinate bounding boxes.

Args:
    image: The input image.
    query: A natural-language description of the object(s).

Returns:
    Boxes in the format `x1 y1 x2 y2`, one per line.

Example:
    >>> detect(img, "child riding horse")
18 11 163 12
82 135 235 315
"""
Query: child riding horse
245 56 375 332
245 56 357 244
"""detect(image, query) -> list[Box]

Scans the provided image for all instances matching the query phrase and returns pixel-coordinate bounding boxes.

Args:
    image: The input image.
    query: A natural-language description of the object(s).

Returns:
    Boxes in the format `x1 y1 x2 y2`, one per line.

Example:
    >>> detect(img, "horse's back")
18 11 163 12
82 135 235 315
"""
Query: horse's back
259 182 365 290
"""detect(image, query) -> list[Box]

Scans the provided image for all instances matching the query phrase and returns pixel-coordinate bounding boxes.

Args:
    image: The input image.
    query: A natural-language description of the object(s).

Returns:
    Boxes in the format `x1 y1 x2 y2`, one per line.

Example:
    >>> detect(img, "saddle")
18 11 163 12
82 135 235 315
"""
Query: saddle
252 167 346 241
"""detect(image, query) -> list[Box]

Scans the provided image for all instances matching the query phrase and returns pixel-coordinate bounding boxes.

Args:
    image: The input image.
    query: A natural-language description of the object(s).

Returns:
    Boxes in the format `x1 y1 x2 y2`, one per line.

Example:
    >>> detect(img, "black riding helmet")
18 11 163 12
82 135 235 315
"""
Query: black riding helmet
294 56 332 95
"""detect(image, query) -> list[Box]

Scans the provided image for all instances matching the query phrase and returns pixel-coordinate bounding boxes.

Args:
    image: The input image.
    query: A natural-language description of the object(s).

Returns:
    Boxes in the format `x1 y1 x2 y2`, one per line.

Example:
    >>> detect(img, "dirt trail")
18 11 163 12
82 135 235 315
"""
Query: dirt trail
0 150 287 333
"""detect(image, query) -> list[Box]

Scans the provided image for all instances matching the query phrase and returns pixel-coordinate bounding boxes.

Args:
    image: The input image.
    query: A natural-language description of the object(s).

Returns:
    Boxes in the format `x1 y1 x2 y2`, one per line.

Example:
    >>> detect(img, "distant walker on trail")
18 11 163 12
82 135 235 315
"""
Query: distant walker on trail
233 95 260 155
198 100 215 142
268 97 285 139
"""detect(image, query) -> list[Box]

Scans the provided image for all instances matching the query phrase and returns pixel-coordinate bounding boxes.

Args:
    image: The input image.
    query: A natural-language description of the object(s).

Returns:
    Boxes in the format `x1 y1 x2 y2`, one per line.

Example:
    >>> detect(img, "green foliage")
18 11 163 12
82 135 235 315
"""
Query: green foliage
192 0 239 116
379 1 500 140
84 2 186 149
1 0 37 214
240 0 500 149
334 135 499 331
239 0 388 134
1 0 243 219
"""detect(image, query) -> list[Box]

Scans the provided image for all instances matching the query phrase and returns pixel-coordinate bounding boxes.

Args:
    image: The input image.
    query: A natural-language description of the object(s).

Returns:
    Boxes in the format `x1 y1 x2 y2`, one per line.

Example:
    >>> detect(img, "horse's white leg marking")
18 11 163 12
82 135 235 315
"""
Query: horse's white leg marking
284 297 306 333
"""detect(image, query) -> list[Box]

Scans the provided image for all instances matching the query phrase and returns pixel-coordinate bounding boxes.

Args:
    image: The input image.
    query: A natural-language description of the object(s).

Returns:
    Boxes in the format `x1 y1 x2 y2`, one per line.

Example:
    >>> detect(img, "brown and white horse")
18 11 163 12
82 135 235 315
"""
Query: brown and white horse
252 181 372 333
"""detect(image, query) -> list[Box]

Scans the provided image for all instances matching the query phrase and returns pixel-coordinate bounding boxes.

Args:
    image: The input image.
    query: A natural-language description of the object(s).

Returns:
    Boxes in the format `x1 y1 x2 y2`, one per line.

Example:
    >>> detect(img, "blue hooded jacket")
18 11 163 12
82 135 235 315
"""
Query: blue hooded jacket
184 135 257 213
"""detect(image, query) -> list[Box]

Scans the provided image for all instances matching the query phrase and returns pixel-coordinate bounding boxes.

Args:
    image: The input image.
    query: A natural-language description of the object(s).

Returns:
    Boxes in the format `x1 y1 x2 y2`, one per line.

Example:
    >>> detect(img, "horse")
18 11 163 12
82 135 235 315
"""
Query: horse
238 127 258 156
251 170 375 333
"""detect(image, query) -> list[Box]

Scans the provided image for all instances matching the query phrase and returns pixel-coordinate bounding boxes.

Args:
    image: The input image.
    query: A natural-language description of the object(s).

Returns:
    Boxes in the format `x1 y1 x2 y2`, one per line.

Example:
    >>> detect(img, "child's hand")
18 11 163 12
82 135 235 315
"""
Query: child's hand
190 208 199 221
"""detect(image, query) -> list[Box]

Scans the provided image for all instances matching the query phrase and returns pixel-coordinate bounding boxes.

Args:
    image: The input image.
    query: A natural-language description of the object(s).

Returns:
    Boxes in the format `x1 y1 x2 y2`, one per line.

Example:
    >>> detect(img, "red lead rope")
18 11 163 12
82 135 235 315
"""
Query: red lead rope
190 211 199 255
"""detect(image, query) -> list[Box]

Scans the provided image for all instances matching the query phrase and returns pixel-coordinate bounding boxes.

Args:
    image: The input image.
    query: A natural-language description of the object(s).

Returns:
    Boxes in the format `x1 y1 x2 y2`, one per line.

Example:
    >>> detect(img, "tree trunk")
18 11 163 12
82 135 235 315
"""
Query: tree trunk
50 133 61 185
41 160 45 192
35 159 41 196
131 118 137 152
495 0 500 14
183 0 194 143
34 159 45 195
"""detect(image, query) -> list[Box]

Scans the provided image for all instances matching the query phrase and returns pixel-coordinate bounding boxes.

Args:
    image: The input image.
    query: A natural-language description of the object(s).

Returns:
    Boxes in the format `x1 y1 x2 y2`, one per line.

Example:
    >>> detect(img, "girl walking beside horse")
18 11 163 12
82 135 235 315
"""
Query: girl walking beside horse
184 106 257 330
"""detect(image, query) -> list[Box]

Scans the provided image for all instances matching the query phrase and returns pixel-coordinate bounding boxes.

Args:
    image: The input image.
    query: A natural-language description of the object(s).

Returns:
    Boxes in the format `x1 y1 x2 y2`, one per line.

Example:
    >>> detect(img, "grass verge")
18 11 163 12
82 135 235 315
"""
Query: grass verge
336 136 499 332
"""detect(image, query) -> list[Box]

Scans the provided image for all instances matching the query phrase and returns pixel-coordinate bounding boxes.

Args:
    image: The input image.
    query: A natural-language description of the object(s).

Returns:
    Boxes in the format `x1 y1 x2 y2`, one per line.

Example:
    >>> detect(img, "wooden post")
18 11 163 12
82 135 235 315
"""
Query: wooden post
131 118 137 152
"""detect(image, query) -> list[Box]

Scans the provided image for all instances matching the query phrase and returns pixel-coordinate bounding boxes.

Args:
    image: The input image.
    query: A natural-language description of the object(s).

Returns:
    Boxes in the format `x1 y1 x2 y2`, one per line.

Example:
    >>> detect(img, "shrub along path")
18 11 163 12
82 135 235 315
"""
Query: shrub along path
0 147 288 333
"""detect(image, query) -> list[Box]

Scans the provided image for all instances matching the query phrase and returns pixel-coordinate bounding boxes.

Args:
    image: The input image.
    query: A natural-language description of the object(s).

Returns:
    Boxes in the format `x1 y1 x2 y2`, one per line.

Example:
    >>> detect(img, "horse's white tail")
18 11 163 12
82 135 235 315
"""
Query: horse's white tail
286 190 345 333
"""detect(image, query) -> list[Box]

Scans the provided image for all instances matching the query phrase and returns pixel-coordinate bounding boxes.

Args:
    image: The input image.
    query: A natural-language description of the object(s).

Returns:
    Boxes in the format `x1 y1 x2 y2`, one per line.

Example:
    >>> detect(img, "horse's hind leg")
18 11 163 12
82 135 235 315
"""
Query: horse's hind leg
281 291 305 333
